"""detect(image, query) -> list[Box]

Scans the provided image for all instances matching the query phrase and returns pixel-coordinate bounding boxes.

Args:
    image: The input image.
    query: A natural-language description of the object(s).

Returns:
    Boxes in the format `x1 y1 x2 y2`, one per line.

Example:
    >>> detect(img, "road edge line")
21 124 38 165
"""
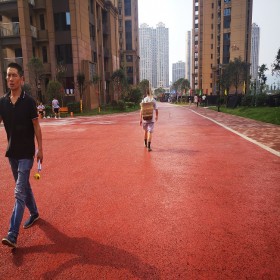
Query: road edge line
190 109 280 158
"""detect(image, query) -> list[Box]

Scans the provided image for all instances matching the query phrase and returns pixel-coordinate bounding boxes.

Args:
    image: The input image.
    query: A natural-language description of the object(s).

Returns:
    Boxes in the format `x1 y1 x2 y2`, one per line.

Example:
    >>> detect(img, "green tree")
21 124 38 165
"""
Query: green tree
180 79 190 95
45 80 63 104
154 87 165 98
111 68 128 100
76 72 92 113
139 79 150 97
92 74 101 111
27 57 44 101
258 64 268 94
226 57 249 94
272 48 280 77
56 61 67 87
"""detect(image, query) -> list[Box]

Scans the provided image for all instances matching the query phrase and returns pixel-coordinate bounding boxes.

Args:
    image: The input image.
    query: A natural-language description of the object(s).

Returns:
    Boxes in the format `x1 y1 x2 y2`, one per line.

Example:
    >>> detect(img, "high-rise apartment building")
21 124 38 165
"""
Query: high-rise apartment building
139 22 169 88
118 0 139 85
250 23 260 81
172 61 185 83
192 0 253 95
185 31 192 83
139 23 156 87
0 0 139 109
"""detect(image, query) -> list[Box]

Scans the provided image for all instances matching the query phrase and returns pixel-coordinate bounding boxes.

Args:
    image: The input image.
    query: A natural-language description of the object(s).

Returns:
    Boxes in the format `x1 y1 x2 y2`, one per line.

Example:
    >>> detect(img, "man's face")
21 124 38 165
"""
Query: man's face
6 67 23 91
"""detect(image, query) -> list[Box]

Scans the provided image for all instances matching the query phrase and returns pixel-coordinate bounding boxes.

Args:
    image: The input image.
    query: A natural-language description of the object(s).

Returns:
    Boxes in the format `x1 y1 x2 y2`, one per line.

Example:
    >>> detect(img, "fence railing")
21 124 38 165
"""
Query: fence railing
0 22 37 38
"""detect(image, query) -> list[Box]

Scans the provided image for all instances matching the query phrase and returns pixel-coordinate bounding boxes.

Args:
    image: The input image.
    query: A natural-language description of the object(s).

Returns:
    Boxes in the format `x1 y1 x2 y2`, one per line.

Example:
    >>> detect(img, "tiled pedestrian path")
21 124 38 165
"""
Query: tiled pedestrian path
189 106 280 156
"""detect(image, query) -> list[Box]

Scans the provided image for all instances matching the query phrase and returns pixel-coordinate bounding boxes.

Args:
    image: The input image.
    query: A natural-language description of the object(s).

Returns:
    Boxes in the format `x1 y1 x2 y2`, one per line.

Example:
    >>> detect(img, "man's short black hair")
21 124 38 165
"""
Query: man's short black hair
7 62 24 77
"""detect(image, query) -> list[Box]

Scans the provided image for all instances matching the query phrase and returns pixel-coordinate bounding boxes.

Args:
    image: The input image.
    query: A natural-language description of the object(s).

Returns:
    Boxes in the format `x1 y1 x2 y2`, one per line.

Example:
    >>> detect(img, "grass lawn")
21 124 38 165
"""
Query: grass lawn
210 106 280 125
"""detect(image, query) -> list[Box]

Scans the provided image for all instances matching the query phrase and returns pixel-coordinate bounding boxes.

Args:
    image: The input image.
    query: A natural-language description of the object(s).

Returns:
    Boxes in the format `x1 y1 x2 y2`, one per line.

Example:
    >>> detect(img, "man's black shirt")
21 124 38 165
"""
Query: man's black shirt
0 91 38 159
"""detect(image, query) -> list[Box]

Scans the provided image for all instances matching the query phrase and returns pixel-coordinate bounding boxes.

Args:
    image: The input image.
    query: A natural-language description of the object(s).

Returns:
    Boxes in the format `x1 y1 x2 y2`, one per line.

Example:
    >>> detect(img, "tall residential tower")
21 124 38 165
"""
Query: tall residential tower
192 0 253 95
139 22 169 88
185 30 192 84
250 23 260 81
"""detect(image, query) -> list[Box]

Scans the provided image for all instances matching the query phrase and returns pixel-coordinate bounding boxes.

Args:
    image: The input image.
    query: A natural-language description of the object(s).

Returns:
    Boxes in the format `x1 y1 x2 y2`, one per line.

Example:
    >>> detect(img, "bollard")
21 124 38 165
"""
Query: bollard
70 112 74 117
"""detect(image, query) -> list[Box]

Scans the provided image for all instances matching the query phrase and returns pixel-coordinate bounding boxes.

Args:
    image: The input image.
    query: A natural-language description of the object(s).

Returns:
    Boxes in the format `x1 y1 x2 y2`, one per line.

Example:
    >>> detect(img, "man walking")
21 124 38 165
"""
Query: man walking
0 62 43 248
140 86 158 152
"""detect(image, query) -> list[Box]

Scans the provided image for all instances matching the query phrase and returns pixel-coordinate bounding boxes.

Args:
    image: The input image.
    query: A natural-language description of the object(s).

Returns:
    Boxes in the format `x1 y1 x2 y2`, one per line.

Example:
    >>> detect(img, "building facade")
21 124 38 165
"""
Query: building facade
250 22 260 81
192 0 253 95
172 60 185 83
0 0 139 109
139 22 169 89
185 30 191 84
118 0 139 86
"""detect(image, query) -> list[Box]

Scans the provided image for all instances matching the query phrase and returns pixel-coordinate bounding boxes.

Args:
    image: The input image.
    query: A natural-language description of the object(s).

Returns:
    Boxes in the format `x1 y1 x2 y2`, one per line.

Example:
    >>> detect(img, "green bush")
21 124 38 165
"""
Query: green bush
241 94 254 106
125 101 135 108
111 100 118 109
118 100 126 111
67 102 80 113
255 93 268 106
45 105 52 116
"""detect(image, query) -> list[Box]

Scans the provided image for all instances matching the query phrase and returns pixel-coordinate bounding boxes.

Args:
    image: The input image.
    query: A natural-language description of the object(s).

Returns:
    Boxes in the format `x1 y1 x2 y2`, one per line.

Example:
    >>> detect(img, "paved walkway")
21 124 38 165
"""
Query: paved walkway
187 105 280 157
0 104 279 279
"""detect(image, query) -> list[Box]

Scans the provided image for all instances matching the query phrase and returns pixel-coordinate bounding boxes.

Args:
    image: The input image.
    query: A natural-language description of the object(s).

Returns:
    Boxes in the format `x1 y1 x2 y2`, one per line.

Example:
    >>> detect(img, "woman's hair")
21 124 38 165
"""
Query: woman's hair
146 83 152 97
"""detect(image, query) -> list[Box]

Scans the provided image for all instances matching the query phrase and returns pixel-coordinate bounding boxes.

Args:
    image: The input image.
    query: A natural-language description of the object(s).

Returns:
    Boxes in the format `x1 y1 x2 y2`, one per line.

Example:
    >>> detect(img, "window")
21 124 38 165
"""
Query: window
124 0 131 16
224 0 231 3
42 46 47 63
89 23 95 39
40 14 45 30
55 44 73 64
125 20 132 50
224 8 231 16
54 12 71 31
127 66 133 74
126 55 133 62
224 16 231 28
90 0 93 14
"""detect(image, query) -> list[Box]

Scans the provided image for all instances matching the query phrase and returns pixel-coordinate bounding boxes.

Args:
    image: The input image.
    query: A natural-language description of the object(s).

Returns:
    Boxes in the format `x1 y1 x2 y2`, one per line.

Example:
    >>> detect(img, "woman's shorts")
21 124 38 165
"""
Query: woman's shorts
143 122 154 133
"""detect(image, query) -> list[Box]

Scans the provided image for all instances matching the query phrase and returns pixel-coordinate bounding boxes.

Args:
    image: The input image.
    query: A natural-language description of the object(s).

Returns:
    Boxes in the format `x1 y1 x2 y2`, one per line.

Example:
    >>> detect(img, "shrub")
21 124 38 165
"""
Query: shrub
241 94 254 106
255 93 268 106
125 102 135 108
117 100 126 111
67 102 80 113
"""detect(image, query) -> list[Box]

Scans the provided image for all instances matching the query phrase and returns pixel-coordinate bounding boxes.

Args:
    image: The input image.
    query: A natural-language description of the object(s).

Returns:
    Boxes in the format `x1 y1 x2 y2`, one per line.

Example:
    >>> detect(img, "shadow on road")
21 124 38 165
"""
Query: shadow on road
12 219 160 279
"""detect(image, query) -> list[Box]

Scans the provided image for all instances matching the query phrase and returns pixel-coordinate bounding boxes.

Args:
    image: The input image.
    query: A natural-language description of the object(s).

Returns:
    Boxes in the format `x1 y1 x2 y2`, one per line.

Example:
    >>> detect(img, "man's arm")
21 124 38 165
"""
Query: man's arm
32 118 43 163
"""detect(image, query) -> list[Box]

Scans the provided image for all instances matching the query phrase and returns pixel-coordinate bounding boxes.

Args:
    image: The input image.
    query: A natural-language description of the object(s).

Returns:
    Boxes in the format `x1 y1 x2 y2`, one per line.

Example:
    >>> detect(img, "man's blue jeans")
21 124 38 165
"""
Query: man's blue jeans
8 158 38 238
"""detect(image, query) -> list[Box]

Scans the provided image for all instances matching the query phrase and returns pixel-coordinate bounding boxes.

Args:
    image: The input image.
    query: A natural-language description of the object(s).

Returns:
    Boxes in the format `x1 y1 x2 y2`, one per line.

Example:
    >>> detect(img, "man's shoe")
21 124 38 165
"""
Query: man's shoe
23 214 39 229
2 235 17 248
148 147 152 152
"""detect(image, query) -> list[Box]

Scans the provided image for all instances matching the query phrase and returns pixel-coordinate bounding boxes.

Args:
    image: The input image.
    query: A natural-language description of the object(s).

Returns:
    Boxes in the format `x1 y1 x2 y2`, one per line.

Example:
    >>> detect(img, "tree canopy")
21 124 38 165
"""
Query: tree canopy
272 48 280 77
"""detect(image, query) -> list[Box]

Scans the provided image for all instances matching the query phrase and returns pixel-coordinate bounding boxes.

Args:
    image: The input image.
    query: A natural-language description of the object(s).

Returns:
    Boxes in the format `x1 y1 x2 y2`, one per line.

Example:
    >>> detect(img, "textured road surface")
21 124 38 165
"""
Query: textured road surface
0 103 279 279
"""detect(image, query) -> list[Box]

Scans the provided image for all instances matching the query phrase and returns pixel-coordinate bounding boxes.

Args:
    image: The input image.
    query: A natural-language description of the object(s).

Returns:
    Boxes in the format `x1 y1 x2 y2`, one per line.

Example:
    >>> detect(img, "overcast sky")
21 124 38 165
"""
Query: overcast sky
138 0 280 85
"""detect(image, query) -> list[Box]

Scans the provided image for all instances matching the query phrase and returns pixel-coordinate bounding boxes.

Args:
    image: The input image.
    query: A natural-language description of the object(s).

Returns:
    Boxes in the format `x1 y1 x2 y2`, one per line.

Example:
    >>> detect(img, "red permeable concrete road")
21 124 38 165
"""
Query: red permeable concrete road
0 103 279 279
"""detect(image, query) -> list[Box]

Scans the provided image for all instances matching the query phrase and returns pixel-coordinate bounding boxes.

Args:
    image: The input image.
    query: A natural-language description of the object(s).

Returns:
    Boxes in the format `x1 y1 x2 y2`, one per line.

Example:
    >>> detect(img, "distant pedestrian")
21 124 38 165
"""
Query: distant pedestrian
202 95 206 107
37 102 46 118
194 95 199 107
52 97 60 119
0 62 43 248
140 85 158 152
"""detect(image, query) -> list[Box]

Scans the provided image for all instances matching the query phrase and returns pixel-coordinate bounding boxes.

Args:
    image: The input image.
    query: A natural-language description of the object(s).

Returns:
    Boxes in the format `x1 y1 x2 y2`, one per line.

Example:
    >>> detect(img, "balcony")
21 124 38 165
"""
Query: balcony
0 0 17 17
36 29 48 41
43 63 51 74
0 22 19 37
0 22 37 38
3 57 23 69
34 0 46 9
